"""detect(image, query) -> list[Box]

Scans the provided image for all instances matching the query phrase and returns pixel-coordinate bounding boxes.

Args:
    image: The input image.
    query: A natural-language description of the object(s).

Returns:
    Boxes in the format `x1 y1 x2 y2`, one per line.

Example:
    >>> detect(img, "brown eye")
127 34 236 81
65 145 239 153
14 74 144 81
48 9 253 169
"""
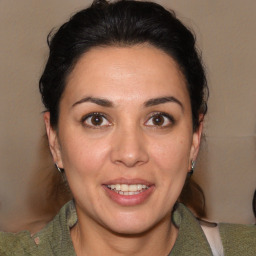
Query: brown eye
91 114 104 126
145 112 174 127
152 114 164 126
82 113 110 128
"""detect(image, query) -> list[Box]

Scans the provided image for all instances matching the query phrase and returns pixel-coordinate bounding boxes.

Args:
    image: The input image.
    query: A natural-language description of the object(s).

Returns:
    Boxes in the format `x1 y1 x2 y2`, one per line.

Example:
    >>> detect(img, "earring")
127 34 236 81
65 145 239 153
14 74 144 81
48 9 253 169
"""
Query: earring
55 163 64 173
188 160 195 177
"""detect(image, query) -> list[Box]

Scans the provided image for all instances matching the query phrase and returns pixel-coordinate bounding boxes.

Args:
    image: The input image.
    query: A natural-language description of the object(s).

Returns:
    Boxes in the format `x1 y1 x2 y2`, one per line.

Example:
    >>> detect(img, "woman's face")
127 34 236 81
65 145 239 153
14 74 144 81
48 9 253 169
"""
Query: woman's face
45 45 202 234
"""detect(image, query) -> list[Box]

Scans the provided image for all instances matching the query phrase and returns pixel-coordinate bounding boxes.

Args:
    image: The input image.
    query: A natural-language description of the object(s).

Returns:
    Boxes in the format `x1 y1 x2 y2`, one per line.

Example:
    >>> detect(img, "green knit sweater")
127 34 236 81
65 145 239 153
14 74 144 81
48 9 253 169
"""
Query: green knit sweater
0 201 255 255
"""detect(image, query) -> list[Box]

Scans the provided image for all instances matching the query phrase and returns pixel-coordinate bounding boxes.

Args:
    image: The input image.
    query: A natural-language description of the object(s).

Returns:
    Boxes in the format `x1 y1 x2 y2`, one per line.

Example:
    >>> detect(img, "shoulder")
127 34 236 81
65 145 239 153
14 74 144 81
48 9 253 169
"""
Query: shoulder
219 222 256 256
0 200 77 256
175 204 256 256
171 203 214 255
0 229 32 256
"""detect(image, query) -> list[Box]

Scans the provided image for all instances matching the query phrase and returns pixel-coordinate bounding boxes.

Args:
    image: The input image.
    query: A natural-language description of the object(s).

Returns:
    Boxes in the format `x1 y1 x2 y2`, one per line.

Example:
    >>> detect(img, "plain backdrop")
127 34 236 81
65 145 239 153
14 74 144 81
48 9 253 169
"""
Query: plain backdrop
0 0 255 230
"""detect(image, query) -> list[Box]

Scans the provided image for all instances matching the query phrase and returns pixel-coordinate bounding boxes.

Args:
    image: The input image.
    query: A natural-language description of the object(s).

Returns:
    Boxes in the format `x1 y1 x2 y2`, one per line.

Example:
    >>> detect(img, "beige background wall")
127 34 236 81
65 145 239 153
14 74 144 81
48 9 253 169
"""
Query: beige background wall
0 0 255 230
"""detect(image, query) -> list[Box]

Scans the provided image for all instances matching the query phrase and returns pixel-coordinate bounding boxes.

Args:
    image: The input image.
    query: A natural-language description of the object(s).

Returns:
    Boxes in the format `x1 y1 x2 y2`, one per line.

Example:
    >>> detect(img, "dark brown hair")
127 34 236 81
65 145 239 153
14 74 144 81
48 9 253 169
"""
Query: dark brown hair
39 0 208 131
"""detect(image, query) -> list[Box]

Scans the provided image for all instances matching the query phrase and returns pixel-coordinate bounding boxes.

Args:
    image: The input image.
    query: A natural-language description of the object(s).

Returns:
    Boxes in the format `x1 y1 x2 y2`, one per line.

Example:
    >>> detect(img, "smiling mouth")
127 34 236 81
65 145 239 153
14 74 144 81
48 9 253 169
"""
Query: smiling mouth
106 184 149 195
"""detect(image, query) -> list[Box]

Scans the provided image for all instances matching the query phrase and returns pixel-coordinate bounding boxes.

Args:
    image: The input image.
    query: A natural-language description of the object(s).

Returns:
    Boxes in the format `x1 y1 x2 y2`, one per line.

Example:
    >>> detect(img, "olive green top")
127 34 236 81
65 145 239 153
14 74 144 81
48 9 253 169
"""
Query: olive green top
0 201 255 255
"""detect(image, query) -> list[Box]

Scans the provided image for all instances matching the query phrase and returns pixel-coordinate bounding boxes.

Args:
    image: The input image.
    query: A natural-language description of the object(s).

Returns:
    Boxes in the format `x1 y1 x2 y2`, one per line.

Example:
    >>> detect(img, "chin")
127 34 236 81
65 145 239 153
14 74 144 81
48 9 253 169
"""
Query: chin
108 223 152 236
101 212 164 236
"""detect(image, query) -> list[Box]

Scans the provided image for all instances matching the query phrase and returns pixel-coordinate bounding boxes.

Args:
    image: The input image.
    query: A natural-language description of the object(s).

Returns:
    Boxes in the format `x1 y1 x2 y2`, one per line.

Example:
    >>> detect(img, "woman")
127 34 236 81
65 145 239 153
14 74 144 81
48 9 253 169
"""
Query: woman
1 0 255 255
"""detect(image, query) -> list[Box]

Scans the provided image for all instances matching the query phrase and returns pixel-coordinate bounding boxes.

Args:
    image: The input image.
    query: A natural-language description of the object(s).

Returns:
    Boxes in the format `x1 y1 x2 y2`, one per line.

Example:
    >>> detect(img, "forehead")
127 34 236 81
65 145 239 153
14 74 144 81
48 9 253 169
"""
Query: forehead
64 45 189 106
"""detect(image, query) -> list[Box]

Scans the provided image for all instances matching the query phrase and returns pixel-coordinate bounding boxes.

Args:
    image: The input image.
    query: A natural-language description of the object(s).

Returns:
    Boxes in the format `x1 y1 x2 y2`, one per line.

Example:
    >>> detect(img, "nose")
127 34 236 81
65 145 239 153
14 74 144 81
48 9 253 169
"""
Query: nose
110 126 149 168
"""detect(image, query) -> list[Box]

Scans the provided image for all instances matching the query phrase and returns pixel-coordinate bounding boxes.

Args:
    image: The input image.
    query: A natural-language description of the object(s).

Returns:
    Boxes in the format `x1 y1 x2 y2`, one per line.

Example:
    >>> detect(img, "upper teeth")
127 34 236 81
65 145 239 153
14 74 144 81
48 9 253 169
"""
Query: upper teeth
107 184 148 192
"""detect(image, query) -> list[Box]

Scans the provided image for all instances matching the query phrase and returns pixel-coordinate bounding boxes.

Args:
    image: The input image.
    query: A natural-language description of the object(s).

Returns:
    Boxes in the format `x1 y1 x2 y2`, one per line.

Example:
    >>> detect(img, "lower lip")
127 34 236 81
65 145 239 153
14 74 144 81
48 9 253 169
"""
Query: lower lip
103 185 155 206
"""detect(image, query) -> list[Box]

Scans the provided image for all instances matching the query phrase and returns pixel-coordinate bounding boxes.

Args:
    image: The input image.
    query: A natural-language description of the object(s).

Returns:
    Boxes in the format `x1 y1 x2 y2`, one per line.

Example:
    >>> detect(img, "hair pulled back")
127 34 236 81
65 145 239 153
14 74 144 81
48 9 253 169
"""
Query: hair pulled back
39 0 208 130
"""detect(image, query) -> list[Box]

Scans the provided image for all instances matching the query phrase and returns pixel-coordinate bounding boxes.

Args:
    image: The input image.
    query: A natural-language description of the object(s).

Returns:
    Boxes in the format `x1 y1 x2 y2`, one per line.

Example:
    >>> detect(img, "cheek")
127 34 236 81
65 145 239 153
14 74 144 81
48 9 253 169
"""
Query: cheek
59 131 111 175
60 134 111 204
150 136 191 204
149 135 191 173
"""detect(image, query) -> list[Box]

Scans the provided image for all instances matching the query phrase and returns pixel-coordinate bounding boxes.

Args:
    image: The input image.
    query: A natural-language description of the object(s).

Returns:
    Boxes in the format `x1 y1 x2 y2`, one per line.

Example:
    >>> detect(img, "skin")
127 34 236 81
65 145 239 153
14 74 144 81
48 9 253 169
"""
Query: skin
44 44 203 255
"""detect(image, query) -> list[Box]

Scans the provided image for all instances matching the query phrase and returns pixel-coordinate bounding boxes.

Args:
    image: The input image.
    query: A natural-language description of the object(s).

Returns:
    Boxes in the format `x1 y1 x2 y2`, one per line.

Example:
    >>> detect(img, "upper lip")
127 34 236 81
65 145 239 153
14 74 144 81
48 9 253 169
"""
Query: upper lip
103 178 153 186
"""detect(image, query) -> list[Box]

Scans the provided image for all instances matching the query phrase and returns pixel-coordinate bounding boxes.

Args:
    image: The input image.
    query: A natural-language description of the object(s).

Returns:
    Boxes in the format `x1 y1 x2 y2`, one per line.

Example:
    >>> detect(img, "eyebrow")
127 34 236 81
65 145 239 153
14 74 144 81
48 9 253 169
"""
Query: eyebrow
144 96 183 110
72 96 183 110
72 97 113 108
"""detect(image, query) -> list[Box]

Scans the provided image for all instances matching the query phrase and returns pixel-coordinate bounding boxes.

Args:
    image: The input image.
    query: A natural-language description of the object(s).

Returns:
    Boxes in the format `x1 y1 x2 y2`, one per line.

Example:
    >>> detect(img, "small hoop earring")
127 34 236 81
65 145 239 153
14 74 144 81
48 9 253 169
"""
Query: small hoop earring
55 163 64 173
188 160 196 177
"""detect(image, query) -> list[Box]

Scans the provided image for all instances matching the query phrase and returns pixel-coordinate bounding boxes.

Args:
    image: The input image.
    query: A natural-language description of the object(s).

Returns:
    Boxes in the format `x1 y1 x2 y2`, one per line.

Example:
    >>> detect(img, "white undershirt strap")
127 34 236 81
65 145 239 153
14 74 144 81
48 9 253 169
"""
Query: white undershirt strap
201 224 224 256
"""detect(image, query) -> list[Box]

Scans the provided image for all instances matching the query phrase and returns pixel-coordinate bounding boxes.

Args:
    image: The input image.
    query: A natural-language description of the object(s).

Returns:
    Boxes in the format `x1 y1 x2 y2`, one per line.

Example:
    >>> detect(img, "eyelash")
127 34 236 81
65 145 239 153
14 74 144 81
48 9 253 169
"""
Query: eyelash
81 112 111 129
80 112 175 129
145 112 175 128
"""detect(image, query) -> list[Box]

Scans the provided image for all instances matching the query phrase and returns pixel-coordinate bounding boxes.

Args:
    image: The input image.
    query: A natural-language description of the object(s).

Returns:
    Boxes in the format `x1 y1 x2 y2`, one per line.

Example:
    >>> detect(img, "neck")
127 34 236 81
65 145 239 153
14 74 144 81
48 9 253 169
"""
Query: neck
71 212 178 256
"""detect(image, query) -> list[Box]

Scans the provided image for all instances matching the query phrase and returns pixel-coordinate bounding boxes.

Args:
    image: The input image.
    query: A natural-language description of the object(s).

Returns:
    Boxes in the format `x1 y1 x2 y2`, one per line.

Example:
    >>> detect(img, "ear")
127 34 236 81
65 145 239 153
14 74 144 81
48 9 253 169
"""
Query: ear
189 117 204 167
43 112 64 168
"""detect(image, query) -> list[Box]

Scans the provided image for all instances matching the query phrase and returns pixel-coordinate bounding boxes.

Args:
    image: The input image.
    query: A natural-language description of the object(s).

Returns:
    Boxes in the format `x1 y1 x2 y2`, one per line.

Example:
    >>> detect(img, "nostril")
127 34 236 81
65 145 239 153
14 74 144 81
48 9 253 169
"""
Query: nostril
110 129 149 167
113 150 149 167
110 145 149 167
